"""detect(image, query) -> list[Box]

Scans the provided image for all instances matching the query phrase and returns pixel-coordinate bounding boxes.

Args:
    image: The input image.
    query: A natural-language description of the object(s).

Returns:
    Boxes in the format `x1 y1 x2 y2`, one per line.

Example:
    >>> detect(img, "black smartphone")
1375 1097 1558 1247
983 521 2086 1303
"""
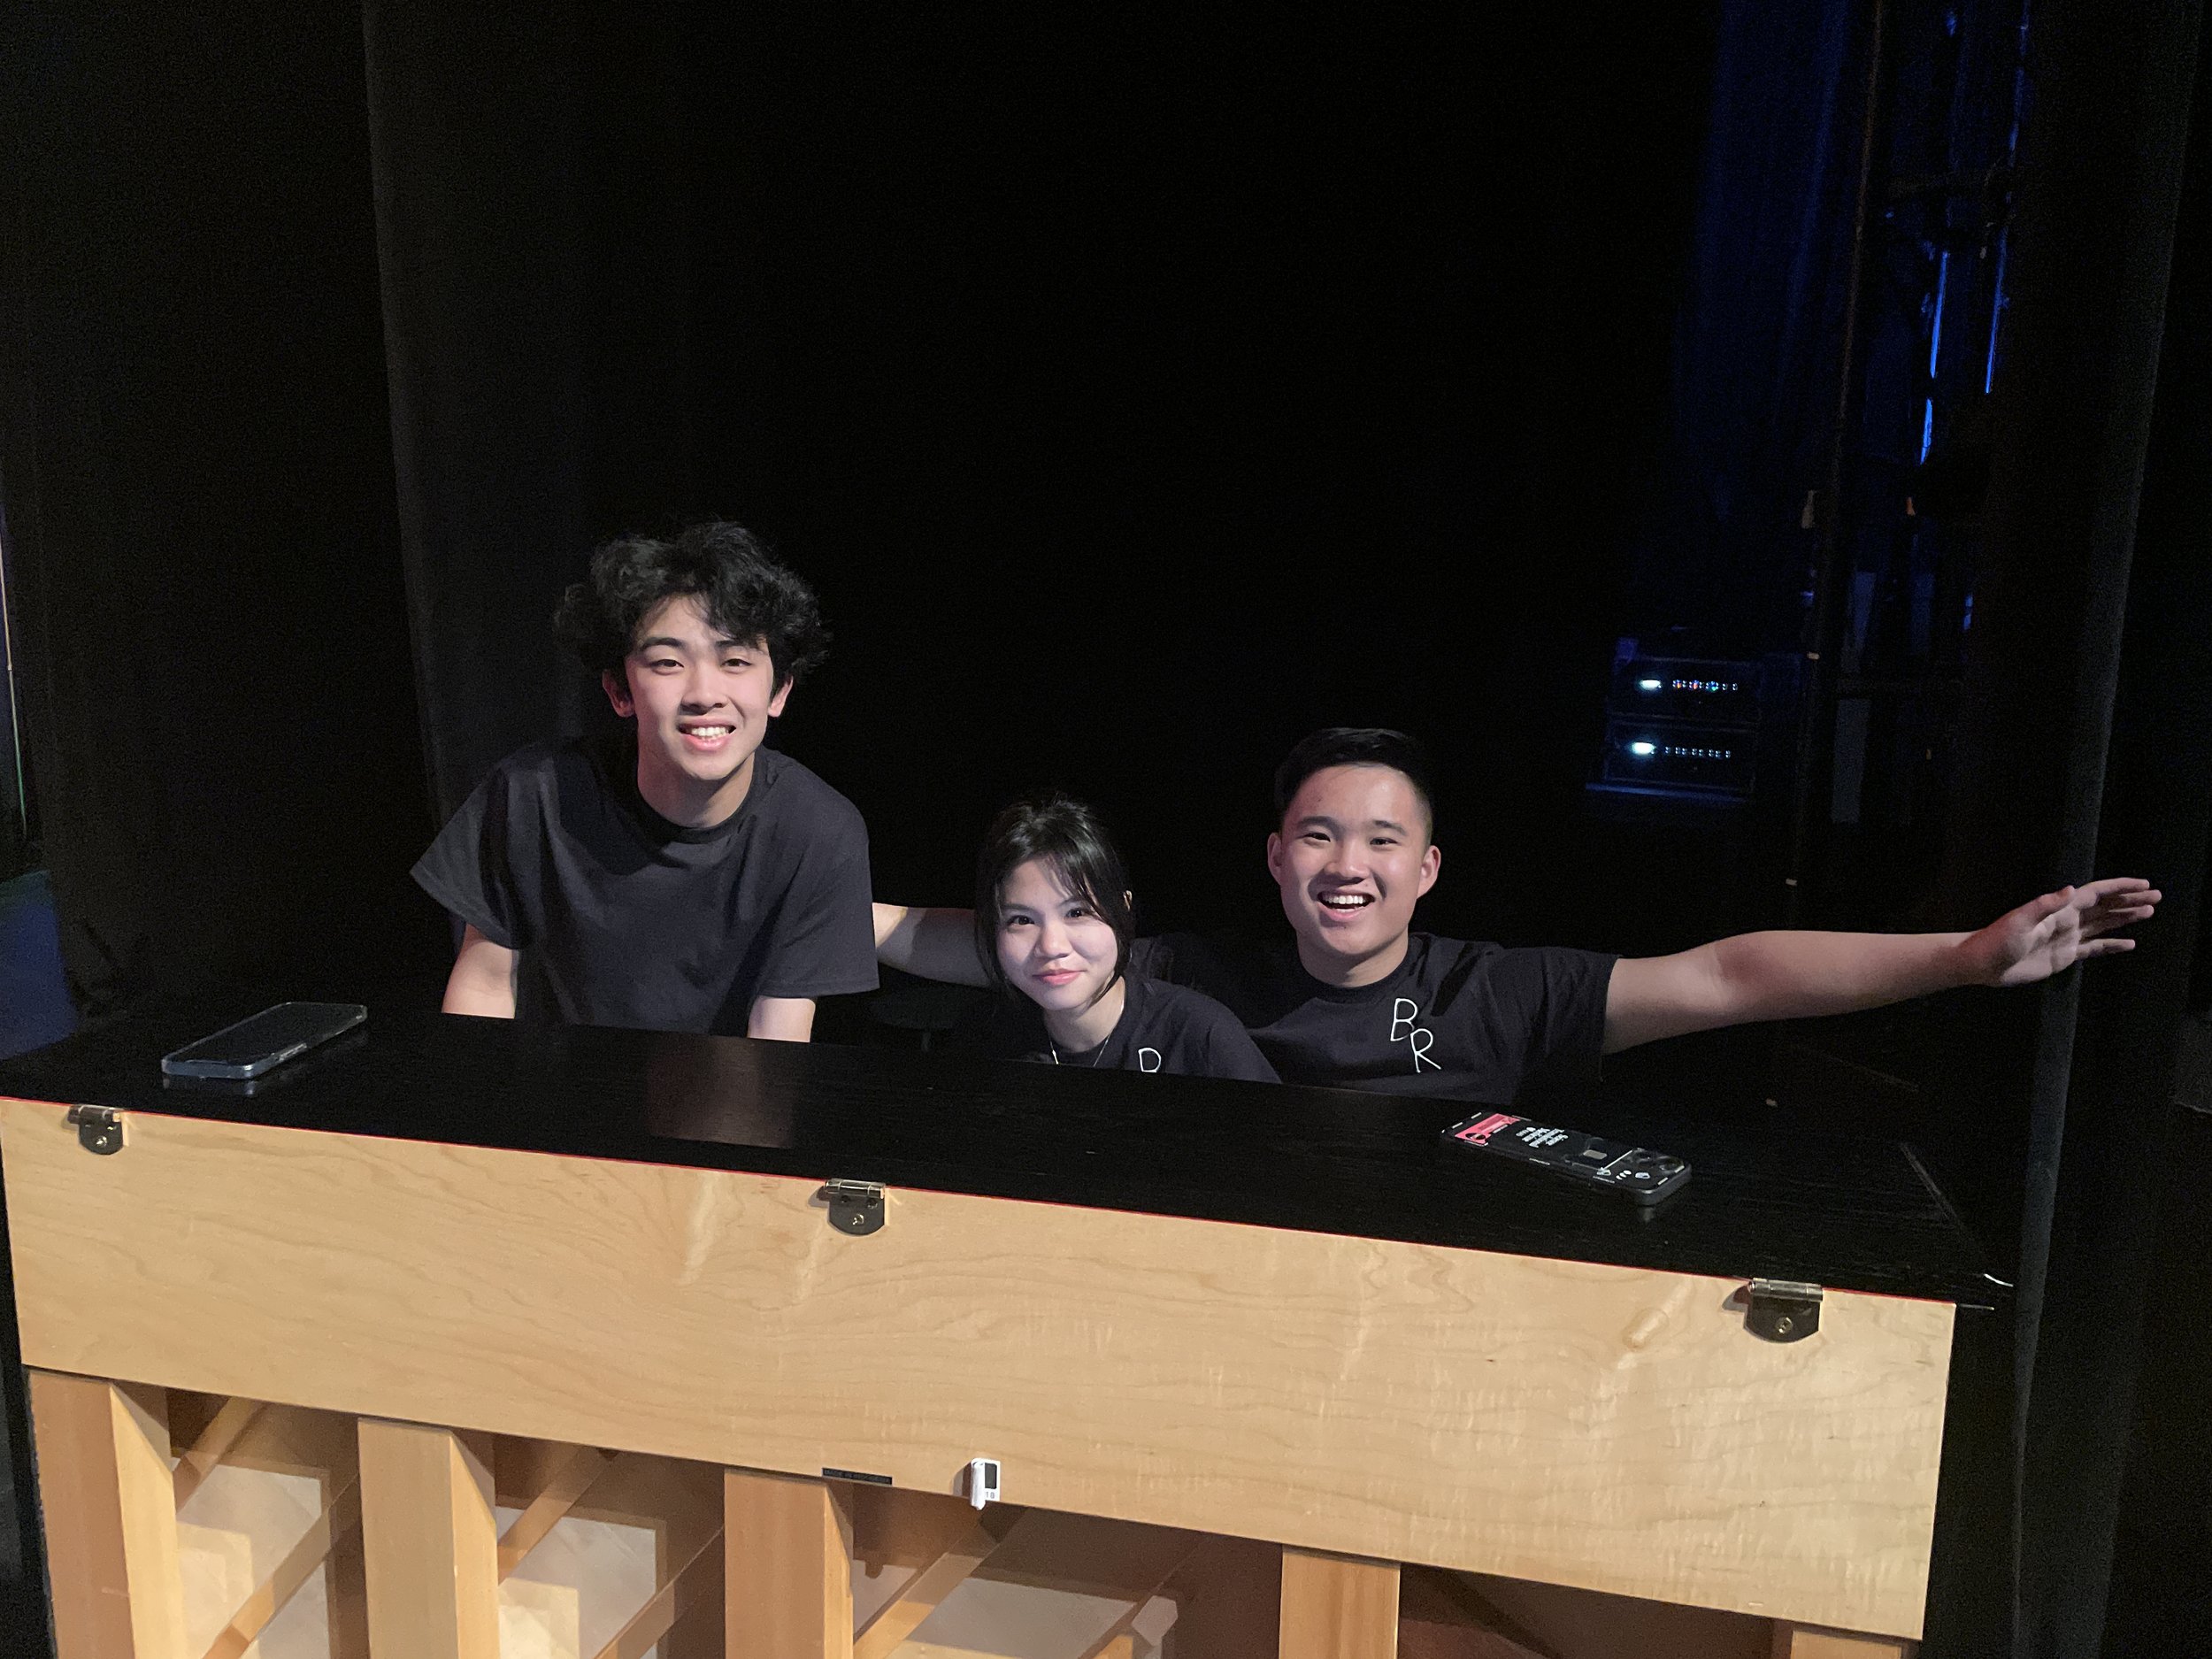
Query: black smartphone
160 1002 368 1079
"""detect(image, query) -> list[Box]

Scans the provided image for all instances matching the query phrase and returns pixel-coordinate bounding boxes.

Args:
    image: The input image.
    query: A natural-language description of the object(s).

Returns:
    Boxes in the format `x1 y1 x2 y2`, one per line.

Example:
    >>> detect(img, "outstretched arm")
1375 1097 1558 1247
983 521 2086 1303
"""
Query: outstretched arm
873 902 990 987
1601 878 2160 1054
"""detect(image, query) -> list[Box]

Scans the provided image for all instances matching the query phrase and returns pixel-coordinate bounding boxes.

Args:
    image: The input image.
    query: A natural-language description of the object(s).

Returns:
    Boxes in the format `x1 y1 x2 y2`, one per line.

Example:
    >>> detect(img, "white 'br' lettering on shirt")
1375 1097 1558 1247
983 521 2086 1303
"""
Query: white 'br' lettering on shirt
1390 997 1440 1073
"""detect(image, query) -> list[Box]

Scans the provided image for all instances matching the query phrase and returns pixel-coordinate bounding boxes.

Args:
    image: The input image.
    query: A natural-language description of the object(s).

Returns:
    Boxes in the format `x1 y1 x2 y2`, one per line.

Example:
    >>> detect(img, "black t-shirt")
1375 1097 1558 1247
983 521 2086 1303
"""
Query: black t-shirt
411 734 878 1034
1131 932 1617 1102
961 972 1279 1081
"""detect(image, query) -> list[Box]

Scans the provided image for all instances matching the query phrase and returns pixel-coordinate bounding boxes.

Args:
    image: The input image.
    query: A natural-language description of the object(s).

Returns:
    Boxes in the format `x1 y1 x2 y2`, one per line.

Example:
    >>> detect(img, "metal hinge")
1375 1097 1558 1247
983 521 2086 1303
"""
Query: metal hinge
1744 1278 1823 1342
821 1179 885 1236
66 1106 125 1156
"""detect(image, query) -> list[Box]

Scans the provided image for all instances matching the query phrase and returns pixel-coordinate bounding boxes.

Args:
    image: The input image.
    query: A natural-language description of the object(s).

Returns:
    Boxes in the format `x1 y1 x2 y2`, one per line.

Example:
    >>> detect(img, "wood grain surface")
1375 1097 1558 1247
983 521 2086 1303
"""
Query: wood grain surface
2 1097 1951 1636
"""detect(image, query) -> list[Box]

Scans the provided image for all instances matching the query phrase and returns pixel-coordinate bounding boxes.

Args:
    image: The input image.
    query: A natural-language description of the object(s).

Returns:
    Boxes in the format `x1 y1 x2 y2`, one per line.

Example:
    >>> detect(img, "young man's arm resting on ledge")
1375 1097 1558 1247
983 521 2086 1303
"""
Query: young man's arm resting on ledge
873 902 990 986
1602 877 2161 1054
443 925 520 1018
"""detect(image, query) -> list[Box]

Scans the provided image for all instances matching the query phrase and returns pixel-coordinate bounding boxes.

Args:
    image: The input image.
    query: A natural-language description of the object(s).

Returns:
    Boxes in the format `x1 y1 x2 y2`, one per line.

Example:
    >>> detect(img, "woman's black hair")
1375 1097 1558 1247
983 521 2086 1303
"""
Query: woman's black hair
973 795 1135 1002
552 520 830 690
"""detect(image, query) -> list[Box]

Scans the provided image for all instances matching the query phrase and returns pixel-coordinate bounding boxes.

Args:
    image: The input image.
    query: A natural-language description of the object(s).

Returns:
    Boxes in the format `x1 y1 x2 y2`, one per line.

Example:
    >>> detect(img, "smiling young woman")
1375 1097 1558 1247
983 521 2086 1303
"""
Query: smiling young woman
961 795 1275 1080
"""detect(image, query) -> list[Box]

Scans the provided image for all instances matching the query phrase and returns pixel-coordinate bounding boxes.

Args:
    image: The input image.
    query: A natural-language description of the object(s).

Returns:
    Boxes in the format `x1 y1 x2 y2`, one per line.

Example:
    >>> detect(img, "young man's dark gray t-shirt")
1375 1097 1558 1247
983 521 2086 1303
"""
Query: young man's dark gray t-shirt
1132 932 1616 1103
413 734 878 1034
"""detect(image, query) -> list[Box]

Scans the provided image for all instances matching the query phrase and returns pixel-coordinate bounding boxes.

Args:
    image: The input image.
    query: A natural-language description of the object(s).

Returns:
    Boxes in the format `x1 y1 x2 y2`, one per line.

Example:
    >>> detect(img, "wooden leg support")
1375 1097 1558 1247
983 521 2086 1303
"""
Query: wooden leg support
1279 1548 1401 1659
357 1417 500 1659
28 1371 189 1659
726 1467 856 1657
1771 1624 1915 1658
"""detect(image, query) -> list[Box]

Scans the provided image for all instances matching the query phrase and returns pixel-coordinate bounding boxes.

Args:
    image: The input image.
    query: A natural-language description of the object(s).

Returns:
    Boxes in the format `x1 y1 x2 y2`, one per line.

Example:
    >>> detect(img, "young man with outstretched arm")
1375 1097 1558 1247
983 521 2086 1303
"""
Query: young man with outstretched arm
876 728 2157 1099
415 522 878 1040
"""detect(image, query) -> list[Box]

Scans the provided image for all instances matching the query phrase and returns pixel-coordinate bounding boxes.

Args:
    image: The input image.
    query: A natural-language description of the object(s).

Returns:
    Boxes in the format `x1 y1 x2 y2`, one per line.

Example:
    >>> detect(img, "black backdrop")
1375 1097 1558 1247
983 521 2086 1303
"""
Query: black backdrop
367 3 1719 953
0 2 433 1011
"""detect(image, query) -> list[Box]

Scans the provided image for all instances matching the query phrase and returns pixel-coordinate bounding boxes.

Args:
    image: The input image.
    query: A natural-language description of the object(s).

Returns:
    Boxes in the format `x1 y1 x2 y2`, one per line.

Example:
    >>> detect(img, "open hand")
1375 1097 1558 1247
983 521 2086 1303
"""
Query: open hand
1965 878 2162 988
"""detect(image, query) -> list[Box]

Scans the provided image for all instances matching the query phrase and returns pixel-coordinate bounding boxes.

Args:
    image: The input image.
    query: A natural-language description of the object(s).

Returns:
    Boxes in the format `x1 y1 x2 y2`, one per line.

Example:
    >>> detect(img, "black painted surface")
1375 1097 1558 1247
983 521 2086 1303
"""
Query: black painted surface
0 1002 1994 1306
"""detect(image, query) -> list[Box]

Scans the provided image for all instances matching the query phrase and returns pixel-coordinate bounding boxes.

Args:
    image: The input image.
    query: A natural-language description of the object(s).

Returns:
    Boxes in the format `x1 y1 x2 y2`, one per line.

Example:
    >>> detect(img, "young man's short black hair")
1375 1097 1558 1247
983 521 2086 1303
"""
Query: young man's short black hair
1272 727 1439 840
973 794 1136 1002
552 520 830 691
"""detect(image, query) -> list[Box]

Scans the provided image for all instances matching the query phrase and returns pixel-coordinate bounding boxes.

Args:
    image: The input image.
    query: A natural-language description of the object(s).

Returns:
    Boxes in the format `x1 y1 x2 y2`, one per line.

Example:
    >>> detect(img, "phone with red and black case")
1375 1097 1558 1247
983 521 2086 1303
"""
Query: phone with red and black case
1442 1110 1690 1203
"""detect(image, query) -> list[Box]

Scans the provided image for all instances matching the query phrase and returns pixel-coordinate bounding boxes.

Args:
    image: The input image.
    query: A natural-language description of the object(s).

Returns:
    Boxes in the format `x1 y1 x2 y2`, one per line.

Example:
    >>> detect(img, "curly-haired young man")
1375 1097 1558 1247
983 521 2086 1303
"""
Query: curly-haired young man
413 522 877 1039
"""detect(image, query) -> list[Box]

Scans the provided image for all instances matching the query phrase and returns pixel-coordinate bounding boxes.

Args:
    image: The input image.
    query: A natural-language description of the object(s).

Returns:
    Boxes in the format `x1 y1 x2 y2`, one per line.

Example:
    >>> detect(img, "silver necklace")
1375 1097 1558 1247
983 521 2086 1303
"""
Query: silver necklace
1048 1038 1107 1067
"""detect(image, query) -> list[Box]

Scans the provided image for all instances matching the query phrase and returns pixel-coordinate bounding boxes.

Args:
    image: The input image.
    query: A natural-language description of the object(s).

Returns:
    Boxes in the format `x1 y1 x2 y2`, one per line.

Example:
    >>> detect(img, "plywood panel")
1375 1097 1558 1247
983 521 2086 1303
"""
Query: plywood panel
1 1098 1950 1635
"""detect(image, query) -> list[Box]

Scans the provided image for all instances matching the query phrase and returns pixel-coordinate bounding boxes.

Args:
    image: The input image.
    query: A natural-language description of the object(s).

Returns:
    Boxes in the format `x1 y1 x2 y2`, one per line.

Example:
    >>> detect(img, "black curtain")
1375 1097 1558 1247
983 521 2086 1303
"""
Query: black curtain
364 4 603 826
0 4 441 1013
2032 10 2212 1649
1924 1 2207 1654
361 2 1720 951
2094 78 2212 1626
